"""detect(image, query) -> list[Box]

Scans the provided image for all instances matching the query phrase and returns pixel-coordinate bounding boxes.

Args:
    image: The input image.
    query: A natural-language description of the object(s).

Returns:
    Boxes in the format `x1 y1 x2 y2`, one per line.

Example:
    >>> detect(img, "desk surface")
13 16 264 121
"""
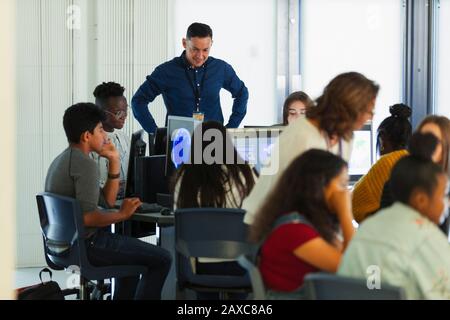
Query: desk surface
131 211 174 226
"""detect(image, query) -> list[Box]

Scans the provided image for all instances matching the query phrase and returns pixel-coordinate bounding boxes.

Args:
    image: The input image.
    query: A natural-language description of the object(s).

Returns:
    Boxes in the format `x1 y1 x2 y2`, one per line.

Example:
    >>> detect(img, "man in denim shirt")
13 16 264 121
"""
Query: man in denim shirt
132 22 249 134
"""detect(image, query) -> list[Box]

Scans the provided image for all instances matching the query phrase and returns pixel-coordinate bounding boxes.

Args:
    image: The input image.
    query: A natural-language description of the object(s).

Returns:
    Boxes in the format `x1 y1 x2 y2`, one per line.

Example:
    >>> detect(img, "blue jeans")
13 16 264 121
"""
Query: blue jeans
86 230 172 300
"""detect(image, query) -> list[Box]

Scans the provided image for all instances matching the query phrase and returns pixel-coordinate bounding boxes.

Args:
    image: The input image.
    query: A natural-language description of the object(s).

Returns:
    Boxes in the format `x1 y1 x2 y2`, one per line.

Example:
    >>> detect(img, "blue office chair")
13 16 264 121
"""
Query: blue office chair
302 272 406 300
237 255 266 300
36 192 147 300
174 208 256 299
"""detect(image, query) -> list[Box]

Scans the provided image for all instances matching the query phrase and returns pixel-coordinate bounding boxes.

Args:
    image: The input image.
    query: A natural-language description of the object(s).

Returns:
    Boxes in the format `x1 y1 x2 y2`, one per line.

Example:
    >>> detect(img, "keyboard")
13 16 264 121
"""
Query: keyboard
135 202 163 213
114 200 163 213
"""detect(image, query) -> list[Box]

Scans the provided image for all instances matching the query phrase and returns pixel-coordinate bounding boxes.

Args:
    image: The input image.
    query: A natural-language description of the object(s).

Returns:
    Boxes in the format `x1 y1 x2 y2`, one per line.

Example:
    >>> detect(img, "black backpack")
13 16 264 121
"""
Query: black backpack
17 268 65 300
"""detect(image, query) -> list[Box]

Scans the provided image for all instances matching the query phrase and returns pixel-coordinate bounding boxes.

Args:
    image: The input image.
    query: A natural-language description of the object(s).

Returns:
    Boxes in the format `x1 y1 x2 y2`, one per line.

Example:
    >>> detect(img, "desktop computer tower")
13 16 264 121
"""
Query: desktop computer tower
135 155 170 204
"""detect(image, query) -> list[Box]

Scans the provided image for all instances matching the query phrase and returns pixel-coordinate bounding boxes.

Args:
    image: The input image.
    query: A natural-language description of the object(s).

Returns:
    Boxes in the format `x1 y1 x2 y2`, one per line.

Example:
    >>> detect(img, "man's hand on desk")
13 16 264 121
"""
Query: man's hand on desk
119 197 142 220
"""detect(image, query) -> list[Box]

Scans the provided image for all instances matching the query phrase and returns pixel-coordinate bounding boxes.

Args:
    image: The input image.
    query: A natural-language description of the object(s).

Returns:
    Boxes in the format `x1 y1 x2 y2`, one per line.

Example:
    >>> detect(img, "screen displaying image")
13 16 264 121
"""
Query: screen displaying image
228 128 281 173
349 128 372 176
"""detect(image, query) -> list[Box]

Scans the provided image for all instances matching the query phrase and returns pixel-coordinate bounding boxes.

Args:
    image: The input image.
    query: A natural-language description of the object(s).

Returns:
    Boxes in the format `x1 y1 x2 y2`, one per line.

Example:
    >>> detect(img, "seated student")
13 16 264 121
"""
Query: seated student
249 149 355 298
172 121 257 299
352 104 412 223
91 82 130 199
282 91 314 125
45 103 171 300
243 72 379 225
338 133 450 299
380 115 450 236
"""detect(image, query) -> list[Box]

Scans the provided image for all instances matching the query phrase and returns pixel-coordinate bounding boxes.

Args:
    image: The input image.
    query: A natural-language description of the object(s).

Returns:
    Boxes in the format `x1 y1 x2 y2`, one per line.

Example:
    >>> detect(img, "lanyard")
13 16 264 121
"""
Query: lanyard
184 65 208 113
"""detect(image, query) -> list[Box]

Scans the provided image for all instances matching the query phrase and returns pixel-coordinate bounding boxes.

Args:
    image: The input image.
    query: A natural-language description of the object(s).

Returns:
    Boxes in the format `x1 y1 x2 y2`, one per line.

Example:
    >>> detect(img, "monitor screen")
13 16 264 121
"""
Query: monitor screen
166 116 201 176
348 123 373 182
125 129 147 197
227 128 282 173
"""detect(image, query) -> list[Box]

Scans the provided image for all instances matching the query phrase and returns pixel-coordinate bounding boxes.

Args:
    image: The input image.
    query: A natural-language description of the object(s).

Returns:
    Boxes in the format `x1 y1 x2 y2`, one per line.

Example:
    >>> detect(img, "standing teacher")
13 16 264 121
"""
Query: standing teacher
132 22 249 134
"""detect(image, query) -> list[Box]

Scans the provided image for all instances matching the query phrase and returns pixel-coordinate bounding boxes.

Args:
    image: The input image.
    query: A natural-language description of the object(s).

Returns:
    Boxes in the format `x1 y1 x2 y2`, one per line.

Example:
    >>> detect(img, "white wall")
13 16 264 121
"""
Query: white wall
15 0 169 267
0 0 16 299
173 0 277 126
16 0 73 267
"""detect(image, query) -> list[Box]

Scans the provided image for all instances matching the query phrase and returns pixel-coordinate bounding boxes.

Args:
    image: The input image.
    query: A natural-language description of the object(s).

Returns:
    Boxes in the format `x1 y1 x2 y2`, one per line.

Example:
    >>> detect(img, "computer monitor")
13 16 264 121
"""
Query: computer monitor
135 155 169 203
227 127 283 173
154 127 167 155
166 116 201 176
348 123 373 183
125 129 147 197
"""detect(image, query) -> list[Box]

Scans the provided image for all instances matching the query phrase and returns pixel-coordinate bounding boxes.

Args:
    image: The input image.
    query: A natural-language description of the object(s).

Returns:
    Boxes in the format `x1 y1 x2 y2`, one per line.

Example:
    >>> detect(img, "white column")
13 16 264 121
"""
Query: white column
0 0 16 299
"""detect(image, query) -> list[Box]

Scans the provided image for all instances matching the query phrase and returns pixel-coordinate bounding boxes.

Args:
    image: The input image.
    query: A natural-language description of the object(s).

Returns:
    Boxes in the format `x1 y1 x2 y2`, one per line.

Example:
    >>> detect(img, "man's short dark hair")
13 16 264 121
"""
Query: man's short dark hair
63 102 106 143
186 22 213 39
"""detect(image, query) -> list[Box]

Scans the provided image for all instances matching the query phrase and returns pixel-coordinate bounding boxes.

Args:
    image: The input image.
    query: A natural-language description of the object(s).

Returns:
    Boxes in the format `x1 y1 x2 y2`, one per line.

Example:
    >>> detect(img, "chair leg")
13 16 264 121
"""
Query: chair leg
175 281 186 300
91 280 110 300
79 277 89 300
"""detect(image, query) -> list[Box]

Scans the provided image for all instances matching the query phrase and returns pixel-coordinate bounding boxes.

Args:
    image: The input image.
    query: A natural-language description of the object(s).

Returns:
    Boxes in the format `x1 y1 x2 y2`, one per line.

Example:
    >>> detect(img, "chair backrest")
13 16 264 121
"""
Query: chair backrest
302 272 406 300
237 255 266 299
36 192 90 271
174 208 256 289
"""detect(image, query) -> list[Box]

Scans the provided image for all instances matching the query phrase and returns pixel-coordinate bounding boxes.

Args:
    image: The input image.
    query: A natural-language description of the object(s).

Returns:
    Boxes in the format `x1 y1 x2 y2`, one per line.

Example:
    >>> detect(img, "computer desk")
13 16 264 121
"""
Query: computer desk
131 211 174 228
130 211 176 300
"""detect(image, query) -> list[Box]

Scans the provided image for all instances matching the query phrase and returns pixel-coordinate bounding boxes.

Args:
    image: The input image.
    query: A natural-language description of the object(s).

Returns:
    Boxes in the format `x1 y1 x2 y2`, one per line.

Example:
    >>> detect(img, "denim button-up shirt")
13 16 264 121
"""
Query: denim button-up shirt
132 51 249 134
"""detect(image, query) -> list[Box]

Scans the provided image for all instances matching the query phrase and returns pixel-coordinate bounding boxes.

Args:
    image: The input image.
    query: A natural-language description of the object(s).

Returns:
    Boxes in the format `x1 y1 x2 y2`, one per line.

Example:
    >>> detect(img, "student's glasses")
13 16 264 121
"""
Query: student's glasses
105 108 128 120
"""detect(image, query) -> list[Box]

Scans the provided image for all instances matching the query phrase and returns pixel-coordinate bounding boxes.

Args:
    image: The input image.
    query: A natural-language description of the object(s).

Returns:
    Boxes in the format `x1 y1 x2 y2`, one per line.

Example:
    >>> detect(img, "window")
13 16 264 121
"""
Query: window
300 0 404 159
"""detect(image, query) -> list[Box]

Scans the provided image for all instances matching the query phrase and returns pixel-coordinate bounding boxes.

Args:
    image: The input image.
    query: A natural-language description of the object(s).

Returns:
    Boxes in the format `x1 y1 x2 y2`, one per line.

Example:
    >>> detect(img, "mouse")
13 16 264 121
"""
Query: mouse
160 207 172 216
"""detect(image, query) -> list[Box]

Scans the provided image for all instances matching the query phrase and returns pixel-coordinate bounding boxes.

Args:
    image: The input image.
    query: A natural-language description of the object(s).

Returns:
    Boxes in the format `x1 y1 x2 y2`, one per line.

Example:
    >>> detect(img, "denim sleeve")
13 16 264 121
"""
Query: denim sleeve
222 63 248 128
131 66 166 134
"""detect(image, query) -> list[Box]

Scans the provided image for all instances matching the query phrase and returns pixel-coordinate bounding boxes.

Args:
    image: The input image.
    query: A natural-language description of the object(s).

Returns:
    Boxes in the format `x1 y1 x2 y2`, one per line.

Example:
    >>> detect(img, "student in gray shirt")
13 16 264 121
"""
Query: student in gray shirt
45 103 171 300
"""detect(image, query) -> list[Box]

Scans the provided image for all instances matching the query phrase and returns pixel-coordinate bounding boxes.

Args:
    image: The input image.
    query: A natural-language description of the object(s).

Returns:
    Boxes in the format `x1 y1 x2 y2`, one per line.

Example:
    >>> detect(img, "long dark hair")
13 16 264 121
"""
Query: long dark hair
282 91 314 125
249 149 347 244
173 121 255 208
306 72 379 141
417 115 450 174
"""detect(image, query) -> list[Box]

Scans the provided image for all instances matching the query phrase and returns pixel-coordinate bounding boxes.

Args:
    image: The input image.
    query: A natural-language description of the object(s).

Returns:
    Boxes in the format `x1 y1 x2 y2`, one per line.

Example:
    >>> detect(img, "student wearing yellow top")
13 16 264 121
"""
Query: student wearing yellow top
352 104 412 223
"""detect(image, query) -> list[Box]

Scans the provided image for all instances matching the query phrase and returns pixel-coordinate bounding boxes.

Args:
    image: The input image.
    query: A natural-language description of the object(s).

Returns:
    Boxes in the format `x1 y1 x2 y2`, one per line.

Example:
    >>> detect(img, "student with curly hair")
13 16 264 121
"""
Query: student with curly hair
92 82 130 199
